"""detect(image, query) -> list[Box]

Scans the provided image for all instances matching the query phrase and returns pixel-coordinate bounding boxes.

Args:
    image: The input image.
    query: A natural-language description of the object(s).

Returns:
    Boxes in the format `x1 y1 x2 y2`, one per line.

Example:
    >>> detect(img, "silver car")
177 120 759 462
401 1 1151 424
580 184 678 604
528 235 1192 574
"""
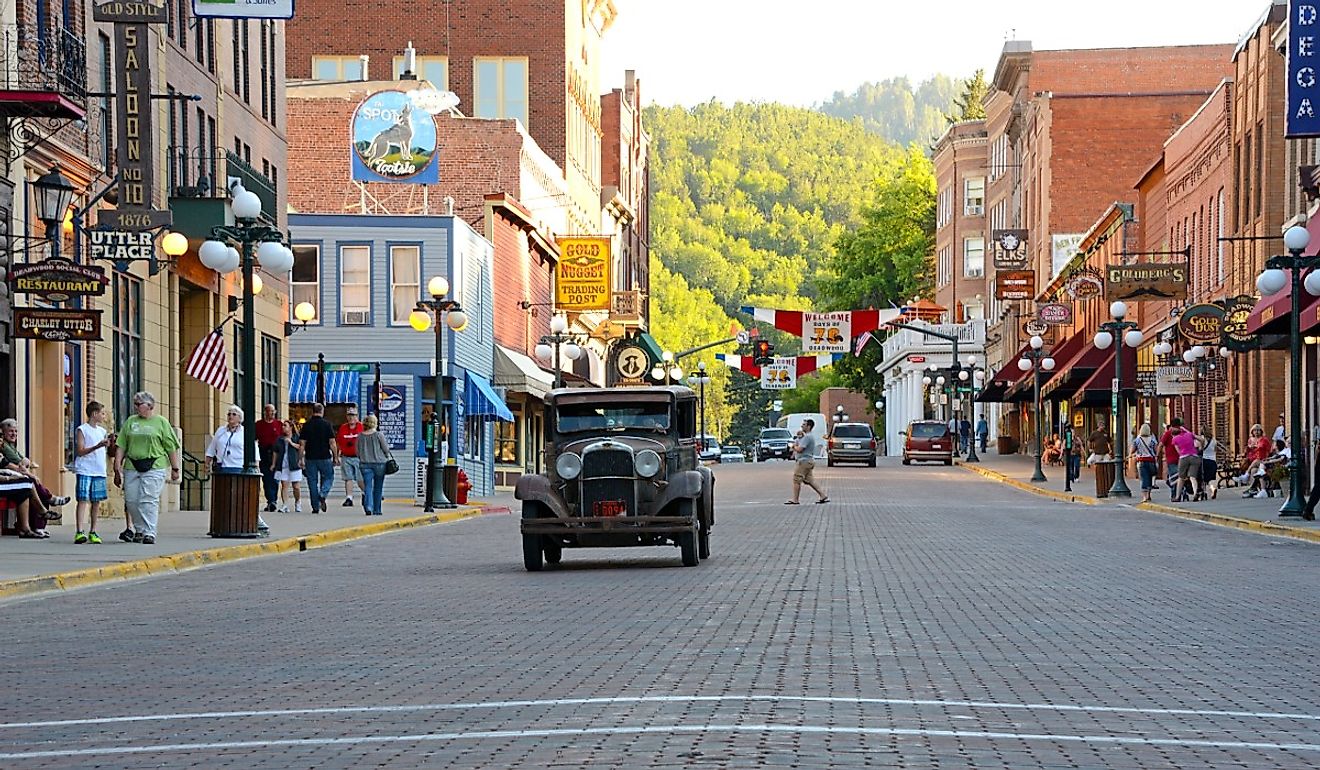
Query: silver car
827 423 877 467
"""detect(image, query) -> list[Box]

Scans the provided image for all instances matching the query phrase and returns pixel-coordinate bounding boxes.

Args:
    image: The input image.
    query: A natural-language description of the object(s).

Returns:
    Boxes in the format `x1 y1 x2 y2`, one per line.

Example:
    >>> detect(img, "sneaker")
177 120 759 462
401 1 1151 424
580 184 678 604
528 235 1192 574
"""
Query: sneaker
74 531 88 544
88 532 102 544
119 528 136 543
265 502 277 513
343 497 354 507
132 532 146 543
1254 490 1269 499
141 535 155 545
277 503 289 513
48 495 70 507
321 500 327 512
295 502 303 513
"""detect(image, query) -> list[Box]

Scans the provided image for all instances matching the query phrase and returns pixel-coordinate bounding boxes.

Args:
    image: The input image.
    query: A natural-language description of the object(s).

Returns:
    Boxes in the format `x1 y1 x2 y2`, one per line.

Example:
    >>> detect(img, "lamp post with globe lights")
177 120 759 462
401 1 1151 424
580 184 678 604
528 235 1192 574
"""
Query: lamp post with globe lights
31 165 75 260
686 361 712 441
1254 224 1315 518
1093 300 1143 498
651 350 683 385
1017 335 1056 483
409 276 467 512
534 315 584 390
961 354 984 463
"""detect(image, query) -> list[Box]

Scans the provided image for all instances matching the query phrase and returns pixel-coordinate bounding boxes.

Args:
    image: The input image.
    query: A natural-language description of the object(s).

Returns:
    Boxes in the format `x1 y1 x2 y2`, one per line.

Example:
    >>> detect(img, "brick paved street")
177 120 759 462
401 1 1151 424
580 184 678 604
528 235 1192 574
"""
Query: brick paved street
2 460 1319 768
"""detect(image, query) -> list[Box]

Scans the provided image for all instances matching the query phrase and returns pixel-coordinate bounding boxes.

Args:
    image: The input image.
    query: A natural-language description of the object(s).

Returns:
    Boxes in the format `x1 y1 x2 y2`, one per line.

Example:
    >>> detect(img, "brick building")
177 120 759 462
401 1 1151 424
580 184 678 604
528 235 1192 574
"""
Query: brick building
932 120 988 325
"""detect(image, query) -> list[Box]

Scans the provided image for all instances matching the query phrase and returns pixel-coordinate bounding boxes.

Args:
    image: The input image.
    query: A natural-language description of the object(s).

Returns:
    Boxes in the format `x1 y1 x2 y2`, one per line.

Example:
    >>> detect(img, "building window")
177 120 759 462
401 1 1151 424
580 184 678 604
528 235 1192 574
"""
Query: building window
465 415 484 459
389 245 420 325
259 22 269 120
963 237 985 277
240 21 250 103
312 55 364 81
473 57 528 127
495 419 519 464
290 244 320 323
393 55 448 88
964 177 985 216
233 322 245 406
99 32 113 168
111 273 143 426
339 245 371 324
175 0 187 49
261 334 280 410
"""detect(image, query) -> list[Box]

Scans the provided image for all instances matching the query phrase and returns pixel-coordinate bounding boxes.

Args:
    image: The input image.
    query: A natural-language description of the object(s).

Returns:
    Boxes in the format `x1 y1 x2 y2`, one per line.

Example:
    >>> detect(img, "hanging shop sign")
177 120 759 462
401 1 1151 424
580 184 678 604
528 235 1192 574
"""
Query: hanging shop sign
554 236 612 311
8 258 107 301
802 311 851 354
350 90 440 184
610 289 642 323
377 385 407 450
760 356 797 390
15 308 103 341
995 270 1036 300
611 343 651 387
1021 317 1054 343
1063 267 1105 302
1037 302 1073 325
992 229 1030 270
1104 262 1188 302
1287 0 1320 138
1136 367 1158 398
1177 303 1226 344
88 229 154 263
1221 294 1258 351
192 0 294 20
1155 365 1196 396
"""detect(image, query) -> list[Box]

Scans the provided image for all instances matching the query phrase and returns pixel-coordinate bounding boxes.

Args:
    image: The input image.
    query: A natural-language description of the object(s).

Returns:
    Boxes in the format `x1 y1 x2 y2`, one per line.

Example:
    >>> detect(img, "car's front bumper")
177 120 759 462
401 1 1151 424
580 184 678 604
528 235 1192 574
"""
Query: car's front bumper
521 515 696 535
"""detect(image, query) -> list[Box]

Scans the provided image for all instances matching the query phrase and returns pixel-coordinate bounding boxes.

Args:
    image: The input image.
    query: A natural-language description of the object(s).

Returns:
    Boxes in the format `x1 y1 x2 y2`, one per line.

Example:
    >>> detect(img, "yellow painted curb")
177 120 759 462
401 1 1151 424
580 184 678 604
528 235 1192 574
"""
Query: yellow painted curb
0 506 505 602
958 461 1100 505
1136 501 1320 545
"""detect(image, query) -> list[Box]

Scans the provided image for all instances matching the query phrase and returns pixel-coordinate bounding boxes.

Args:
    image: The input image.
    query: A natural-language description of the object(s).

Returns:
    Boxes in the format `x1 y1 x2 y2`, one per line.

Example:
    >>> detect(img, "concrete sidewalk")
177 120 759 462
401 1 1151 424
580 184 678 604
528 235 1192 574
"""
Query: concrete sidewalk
0 493 516 599
962 450 1320 544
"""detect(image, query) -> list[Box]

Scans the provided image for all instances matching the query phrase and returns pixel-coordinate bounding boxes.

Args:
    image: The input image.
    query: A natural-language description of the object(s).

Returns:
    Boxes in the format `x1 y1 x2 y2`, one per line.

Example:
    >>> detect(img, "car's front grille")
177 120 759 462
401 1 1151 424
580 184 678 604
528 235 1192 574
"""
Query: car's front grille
582 477 636 516
584 448 633 478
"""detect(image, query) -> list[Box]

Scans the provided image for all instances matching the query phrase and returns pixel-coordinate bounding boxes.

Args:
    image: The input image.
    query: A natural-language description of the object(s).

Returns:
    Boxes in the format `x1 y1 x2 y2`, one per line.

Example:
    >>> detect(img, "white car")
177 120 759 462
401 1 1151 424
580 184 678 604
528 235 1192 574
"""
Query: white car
719 446 746 463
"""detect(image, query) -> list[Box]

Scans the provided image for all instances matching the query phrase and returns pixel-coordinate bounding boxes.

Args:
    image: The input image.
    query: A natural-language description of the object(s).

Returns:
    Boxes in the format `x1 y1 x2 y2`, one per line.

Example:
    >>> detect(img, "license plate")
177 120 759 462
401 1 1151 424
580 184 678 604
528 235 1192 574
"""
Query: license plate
593 500 627 517
932 444 942 449
845 443 859 449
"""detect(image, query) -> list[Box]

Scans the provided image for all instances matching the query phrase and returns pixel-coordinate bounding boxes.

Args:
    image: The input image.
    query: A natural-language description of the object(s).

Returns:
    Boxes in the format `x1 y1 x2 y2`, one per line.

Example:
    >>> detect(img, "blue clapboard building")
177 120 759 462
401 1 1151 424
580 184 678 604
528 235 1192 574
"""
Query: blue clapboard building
286 213 510 500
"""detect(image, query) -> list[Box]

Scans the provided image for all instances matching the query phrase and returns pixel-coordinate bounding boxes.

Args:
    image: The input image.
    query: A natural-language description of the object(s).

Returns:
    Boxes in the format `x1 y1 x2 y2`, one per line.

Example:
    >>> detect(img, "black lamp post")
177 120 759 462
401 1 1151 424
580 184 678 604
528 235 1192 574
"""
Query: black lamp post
960 354 984 463
687 361 711 440
32 165 75 260
411 276 467 512
1015 335 1056 483
651 350 683 385
1255 224 1315 519
534 315 584 390
1093 300 1143 498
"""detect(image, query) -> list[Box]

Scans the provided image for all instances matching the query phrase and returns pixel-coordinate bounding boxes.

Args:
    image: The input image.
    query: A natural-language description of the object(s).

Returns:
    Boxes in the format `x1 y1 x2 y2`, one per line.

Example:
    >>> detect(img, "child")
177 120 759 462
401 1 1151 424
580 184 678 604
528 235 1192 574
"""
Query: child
72 401 112 544
271 419 304 513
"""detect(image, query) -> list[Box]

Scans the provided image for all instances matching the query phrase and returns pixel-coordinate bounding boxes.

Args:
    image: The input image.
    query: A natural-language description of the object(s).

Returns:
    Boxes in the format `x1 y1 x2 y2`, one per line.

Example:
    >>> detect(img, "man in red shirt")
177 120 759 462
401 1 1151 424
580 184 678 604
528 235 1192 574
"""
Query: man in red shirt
255 403 283 513
1157 418 1183 502
336 407 364 507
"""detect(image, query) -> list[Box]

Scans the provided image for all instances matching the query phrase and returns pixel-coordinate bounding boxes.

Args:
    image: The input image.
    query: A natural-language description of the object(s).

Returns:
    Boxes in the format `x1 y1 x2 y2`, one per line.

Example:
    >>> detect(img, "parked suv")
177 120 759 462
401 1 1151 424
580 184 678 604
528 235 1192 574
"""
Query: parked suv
828 423 877 467
699 434 722 463
756 427 794 461
902 420 954 465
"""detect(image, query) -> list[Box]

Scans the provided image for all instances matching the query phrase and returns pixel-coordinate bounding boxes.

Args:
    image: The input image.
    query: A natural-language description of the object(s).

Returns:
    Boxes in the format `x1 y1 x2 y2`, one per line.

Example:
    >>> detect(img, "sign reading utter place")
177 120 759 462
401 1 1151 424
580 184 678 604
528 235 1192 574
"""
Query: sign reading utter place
192 0 294 19
555 237 611 311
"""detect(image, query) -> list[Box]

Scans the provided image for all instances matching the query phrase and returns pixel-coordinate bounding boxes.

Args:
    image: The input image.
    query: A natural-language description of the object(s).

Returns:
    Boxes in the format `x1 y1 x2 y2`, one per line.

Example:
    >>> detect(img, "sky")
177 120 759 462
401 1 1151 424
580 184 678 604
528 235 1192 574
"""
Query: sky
600 1 1273 107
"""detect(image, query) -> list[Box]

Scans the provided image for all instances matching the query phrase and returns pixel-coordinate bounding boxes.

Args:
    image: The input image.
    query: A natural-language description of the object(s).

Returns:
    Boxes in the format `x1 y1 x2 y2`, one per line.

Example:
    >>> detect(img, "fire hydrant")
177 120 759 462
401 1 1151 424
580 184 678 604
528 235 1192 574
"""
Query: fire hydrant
456 468 472 505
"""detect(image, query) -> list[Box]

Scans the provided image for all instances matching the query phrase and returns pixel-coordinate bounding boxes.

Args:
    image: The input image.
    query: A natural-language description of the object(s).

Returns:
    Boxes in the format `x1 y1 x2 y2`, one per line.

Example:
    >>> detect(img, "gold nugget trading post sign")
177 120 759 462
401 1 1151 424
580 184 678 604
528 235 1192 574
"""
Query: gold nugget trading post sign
555 236 611 311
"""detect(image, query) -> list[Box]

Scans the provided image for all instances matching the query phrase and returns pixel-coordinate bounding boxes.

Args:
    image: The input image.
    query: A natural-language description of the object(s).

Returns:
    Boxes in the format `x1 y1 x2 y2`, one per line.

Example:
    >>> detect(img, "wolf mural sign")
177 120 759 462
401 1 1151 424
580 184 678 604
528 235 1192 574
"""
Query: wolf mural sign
350 91 439 184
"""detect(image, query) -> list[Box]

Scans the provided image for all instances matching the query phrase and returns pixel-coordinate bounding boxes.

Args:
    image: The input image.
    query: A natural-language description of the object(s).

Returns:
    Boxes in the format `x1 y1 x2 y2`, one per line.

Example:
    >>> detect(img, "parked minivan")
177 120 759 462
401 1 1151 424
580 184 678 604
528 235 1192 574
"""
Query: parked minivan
902 420 954 465
828 423 877 467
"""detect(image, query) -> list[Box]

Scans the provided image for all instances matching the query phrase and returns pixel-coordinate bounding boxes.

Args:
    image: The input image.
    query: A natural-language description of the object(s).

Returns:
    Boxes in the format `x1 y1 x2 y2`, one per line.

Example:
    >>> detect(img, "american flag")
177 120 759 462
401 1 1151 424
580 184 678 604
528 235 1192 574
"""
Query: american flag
854 330 873 356
185 330 230 391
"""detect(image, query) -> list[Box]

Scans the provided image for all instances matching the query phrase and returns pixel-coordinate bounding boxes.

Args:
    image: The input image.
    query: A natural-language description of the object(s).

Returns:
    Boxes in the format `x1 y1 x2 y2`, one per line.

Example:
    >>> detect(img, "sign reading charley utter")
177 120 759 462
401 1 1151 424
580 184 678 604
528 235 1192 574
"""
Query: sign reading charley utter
15 308 103 341
555 236 611 311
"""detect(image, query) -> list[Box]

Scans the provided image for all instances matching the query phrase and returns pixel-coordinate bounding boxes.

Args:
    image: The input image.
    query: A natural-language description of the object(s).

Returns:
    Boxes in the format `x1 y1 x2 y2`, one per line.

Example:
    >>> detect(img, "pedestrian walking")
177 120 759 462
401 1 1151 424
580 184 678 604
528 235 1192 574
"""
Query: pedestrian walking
1129 423 1159 503
959 418 971 454
976 416 989 453
336 407 364 507
1198 429 1219 500
255 403 282 513
1171 424 1202 503
1158 418 1184 500
355 415 393 516
72 401 112 544
1063 425 1081 482
113 391 181 545
269 419 304 513
300 402 337 513
785 418 828 505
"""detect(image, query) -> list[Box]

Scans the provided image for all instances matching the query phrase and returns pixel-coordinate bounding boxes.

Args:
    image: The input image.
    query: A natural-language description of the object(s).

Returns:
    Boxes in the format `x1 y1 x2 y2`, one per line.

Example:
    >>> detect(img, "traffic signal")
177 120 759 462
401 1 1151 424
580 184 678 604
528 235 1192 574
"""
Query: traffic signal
753 339 774 366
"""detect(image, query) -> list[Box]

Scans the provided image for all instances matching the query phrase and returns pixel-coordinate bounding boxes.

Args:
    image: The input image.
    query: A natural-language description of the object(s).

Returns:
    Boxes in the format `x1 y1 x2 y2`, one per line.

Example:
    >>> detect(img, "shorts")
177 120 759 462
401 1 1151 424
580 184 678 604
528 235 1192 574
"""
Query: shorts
793 461 815 484
341 456 362 483
76 474 108 503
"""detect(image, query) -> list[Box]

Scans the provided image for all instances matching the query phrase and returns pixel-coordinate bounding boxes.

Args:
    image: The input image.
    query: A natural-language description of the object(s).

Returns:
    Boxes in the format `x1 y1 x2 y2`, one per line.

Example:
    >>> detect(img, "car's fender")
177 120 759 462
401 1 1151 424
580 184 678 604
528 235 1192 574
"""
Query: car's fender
654 470 704 515
513 474 570 519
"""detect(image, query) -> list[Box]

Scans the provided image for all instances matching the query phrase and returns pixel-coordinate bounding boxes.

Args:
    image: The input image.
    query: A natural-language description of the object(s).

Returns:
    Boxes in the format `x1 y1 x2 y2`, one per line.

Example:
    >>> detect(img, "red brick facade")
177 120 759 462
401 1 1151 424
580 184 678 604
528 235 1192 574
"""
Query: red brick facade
485 194 556 356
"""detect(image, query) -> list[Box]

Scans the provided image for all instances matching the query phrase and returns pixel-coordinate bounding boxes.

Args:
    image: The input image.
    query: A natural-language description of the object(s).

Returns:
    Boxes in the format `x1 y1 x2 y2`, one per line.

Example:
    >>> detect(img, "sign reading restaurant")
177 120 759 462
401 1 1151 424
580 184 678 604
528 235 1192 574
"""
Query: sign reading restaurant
8 259 107 301
15 308 103 341
1104 262 1189 302
555 236 612 311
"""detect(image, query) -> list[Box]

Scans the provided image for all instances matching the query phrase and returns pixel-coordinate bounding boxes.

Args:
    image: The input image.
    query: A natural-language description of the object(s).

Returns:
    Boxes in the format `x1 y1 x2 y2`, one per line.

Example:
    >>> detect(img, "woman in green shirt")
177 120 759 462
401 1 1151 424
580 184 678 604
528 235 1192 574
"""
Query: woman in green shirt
113 391 181 545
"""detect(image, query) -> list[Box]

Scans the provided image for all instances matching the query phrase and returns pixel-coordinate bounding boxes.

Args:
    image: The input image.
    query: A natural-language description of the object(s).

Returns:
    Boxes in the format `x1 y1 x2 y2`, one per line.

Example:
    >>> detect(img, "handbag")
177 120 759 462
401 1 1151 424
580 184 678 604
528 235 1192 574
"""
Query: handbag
384 457 400 476
129 456 158 473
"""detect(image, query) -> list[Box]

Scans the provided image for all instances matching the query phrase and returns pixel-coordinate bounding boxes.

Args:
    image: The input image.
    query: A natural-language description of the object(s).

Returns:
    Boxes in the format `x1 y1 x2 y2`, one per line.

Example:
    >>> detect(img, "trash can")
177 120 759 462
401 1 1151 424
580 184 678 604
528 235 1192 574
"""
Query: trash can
997 436 1015 455
209 472 262 538
1093 460 1116 498
443 462 459 504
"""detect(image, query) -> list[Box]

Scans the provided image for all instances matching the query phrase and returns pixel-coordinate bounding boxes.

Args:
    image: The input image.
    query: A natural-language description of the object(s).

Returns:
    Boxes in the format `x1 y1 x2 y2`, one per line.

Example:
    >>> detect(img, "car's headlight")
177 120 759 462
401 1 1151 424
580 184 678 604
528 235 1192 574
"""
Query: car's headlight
634 449 662 478
556 452 582 480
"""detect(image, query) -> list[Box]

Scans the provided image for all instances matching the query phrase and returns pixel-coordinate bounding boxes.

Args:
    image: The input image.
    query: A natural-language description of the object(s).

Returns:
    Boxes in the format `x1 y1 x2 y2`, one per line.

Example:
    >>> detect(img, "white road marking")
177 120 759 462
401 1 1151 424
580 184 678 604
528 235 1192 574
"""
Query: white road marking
2 694 1317 731
1 723 1319 760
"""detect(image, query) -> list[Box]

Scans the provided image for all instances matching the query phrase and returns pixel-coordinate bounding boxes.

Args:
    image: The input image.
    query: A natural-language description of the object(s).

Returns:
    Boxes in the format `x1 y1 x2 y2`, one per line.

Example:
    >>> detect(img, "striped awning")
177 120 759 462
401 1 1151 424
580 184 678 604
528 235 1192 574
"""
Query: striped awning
288 363 362 405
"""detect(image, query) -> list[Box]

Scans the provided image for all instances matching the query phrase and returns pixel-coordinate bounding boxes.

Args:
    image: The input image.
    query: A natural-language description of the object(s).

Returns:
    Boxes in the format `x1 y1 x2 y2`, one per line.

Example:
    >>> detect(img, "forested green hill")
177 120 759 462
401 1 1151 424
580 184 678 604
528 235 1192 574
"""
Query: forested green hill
817 76 963 147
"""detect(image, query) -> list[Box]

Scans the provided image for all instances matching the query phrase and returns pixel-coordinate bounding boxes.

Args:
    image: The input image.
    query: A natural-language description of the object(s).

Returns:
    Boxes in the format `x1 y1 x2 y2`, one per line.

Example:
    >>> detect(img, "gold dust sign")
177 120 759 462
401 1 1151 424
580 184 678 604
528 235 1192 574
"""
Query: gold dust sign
555 237 611 311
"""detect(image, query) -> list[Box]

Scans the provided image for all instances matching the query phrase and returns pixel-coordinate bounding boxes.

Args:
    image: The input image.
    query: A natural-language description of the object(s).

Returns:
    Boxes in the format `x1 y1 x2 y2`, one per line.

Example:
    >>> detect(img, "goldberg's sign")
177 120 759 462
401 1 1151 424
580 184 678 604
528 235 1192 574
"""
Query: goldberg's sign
1177 303 1226 344
555 237 611 311
1288 1 1320 137
8 259 108 301
192 0 294 20
1105 262 1188 301
350 91 439 184
802 311 851 354
995 270 1036 300
15 308 103 341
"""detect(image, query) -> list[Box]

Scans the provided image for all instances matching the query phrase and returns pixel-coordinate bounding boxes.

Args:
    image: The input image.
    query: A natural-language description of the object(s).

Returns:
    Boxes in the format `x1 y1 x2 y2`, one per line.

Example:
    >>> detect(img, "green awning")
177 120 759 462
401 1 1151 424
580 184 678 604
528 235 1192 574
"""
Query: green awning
635 332 664 366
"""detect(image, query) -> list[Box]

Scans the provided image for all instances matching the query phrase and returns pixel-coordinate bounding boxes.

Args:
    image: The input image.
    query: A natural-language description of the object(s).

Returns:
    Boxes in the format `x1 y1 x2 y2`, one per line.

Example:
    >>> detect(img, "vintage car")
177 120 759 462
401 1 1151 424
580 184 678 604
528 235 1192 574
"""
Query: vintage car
515 386 715 570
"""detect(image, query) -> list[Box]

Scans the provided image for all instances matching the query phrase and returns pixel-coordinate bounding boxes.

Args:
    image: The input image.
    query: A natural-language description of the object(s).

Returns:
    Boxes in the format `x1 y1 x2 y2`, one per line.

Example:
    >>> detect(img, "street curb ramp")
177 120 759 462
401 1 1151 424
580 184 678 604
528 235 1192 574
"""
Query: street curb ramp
0 505 508 602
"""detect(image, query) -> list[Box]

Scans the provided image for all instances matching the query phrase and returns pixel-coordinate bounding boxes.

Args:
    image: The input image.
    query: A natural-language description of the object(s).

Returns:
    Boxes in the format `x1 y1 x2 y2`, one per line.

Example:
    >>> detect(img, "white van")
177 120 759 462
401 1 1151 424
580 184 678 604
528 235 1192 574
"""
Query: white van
776 413 828 458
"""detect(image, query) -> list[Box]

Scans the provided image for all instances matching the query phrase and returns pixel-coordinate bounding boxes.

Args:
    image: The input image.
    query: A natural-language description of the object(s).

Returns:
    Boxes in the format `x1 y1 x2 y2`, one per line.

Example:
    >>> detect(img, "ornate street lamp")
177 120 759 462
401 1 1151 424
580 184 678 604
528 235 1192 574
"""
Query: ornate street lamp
535 314 584 390
410 275 468 511
1016 334 1056 483
1093 300 1143 498
686 361 712 441
962 353 984 463
1255 224 1315 519
284 301 318 336
32 165 75 260
651 350 683 385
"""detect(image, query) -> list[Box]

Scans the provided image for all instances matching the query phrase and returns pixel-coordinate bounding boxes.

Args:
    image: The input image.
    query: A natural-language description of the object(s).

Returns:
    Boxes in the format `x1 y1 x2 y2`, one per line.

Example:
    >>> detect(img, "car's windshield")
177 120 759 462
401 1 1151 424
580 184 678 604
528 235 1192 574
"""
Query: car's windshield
702 436 720 449
833 425 871 438
761 429 792 440
722 446 741 453
556 402 671 433
909 423 947 438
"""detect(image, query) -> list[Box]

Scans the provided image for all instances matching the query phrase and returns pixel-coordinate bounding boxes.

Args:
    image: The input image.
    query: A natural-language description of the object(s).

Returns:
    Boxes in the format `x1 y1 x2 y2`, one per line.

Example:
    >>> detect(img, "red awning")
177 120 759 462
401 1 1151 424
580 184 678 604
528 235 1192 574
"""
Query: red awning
0 90 85 120
1042 334 1110 399
1246 283 1294 335
1073 346 1137 407
976 342 1034 403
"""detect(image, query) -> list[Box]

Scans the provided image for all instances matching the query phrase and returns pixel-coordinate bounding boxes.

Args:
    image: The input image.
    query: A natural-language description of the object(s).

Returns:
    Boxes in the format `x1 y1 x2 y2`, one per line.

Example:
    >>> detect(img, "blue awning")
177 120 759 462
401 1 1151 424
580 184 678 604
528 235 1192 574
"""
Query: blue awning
288 363 362 405
465 370 514 422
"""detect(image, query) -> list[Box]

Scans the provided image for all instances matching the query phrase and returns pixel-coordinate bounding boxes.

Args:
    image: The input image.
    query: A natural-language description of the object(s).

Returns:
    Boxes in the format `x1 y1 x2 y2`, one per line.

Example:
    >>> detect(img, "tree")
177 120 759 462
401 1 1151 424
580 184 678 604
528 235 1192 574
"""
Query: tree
947 69 989 123
818 75 961 146
778 369 840 415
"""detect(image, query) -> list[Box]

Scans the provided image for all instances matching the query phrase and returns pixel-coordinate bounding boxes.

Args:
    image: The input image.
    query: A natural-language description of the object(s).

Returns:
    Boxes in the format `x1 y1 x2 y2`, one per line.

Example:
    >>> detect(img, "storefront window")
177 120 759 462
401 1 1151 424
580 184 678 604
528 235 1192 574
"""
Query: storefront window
465 415 483 459
112 274 142 426
495 419 518 464
260 334 280 410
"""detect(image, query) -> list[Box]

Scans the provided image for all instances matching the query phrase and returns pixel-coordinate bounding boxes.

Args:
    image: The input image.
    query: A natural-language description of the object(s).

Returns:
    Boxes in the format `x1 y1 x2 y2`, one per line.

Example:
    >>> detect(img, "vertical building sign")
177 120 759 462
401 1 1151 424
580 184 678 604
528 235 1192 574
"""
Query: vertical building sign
92 2 173 231
1289 1 1320 138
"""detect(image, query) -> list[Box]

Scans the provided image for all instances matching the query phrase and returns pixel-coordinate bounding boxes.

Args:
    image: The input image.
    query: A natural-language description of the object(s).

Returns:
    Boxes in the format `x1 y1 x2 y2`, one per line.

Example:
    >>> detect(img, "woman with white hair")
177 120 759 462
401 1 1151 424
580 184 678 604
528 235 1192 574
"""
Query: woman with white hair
113 391 181 545
206 404 268 533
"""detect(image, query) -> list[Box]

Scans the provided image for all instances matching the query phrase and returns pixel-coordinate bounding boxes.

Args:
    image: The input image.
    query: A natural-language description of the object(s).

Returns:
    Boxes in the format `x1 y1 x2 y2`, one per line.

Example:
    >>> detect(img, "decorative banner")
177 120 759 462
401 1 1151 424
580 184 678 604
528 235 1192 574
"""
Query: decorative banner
193 0 294 19
1105 263 1189 301
760 356 797 390
802 311 851 354
1063 267 1105 301
1037 302 1072 325
611 289 642 322
350 90 440 184
8 258 107 301
1287 0 1320 138
995 270 1036 300
717 352 841 379
377 385 408 450
1155 365 1196 396
992 229 1029 270
14 308 103 341
1177 303 1226 344
1221 294 1259 351
555 236 612 311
